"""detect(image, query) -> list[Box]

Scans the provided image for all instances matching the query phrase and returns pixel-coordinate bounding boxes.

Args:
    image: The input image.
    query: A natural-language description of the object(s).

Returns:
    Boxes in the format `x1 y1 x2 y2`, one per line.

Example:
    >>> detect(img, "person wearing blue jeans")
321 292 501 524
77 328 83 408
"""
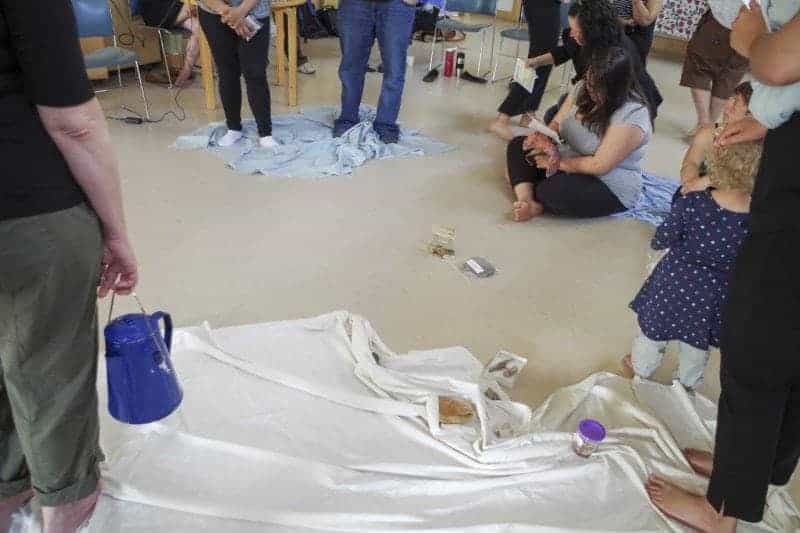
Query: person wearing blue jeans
335 0 416 144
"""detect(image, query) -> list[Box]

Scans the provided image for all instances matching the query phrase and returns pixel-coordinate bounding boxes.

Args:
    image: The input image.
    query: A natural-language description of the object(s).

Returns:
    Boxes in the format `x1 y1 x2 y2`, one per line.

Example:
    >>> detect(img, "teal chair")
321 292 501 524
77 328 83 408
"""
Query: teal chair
71 0 150 119
490 9 528 83
427 0 498 76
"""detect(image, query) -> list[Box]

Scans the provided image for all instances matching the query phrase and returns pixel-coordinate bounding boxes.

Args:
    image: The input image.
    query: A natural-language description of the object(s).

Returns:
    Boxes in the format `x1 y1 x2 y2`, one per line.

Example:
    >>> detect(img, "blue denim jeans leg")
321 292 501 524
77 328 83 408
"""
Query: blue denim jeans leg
335 0 415 142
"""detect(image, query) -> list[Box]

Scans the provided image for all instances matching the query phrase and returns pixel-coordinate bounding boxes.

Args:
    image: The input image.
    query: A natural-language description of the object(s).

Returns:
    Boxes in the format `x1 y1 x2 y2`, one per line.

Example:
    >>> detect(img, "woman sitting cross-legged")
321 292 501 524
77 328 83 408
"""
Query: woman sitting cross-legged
505 46 653 221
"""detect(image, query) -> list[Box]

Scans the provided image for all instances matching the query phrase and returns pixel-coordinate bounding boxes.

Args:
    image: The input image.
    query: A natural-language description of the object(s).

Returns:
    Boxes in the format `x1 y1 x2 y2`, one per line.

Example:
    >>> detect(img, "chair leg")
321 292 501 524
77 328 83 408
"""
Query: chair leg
159 30 173 89
117 65 123 88
134 61 151 120
491 36 504 83
428 27 438 72
476 29 485 76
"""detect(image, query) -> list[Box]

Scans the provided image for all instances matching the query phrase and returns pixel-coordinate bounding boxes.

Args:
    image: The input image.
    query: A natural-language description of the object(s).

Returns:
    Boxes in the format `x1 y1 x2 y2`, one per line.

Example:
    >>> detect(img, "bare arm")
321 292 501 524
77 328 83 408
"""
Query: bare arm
632 0 663 26
550 92 575 132
527 53 555 68
37 99 137 295
680 125 713 183
202 0 230 13
749 12 800 86
560 124 645 176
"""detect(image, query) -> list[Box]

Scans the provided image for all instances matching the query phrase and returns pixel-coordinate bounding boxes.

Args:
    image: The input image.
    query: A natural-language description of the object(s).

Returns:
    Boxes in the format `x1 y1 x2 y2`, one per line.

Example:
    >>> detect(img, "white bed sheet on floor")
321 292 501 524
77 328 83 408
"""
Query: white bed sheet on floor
13 311 800 532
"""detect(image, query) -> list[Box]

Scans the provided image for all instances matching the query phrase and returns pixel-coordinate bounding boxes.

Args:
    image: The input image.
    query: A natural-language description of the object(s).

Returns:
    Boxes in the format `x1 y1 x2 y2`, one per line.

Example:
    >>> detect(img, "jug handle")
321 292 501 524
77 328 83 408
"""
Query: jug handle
151 312 173 352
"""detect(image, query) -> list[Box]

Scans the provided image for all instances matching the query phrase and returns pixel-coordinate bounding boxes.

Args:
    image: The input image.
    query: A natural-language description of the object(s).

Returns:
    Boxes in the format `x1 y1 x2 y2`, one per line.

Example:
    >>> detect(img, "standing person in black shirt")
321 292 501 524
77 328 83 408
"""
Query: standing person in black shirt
488 0 561 139
0 1 138 531
645 10 800 532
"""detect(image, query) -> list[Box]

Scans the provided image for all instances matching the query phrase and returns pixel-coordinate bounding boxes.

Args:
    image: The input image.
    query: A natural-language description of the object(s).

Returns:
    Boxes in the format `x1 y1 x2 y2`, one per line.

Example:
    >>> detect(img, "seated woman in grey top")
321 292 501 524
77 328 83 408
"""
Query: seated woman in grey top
506 46 653 221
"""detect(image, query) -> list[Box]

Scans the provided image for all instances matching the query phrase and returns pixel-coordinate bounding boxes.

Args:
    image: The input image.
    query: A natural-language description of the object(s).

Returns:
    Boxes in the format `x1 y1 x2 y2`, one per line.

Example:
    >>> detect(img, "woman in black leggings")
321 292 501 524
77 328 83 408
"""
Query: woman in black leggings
199 0 276 148
488 0 562 140
505 47 653 221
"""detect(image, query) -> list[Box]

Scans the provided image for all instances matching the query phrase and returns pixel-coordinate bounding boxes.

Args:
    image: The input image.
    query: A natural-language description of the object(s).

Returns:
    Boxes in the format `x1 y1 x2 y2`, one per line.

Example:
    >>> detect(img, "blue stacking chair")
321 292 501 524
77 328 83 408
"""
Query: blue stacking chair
427 0 498 76
72 0 150 119
490 8 528 83
130 0 191 89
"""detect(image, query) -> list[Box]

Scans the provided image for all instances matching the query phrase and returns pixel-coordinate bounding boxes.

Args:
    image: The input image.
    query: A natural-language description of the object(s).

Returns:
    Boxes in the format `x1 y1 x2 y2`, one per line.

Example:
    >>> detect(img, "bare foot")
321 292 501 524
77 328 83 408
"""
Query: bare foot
646 475 736 533
489 118 515 141
684 448 714 478
512 200 543 222
174 67 194 87
620 354 635 379
686 123 712 141
0 489 34 532
42 486 100 533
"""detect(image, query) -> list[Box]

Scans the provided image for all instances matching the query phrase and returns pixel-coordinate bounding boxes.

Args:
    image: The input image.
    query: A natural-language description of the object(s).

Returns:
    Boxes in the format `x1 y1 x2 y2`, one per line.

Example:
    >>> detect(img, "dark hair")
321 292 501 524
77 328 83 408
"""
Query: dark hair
576 46 653 135
568 0 624 49
733 81 753 104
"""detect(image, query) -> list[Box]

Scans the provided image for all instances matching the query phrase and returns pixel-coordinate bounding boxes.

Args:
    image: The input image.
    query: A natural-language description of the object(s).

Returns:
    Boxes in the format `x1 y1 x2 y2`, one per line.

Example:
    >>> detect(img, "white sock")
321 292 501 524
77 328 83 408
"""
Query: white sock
217 129 243 147
259 135 278 149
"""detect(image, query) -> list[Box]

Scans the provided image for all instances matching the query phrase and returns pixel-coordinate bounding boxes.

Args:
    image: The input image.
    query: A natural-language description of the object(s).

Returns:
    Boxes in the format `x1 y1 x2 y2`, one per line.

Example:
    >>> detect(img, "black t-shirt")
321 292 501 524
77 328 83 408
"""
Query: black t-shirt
0 0 94 221
749 113 800 233
550 29 662 116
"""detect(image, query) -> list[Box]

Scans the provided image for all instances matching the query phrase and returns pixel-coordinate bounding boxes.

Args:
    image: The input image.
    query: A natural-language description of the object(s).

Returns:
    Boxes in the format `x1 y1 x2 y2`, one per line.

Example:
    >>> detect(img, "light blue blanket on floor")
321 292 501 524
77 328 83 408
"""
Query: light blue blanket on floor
174 106 454 178
612 172 679 226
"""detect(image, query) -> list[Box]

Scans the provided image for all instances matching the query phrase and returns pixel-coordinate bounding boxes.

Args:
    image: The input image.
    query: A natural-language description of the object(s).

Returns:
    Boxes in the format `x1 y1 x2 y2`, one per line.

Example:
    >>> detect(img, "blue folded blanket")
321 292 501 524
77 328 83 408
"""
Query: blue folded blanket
174 105 454 178
612 173 680 226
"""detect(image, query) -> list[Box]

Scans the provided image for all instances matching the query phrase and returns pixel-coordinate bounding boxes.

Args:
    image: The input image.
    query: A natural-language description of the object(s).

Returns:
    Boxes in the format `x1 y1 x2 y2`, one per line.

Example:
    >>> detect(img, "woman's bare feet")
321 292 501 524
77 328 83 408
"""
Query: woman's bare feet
42 486 101 533
684 448 714 478
620 354 635 379
0 489 34 532
512 200 544 222
489 117 515 141
174 67 194 87
646 475 736 533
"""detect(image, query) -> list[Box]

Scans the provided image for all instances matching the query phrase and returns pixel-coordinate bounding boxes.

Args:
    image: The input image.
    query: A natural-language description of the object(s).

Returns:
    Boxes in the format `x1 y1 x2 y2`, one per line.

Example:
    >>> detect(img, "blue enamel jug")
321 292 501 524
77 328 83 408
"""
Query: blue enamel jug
104 294 182 424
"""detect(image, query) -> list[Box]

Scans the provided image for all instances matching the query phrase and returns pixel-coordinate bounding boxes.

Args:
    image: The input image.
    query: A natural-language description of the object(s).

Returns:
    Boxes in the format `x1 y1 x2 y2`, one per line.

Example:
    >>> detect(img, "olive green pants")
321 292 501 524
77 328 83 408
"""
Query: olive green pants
0 204 104 507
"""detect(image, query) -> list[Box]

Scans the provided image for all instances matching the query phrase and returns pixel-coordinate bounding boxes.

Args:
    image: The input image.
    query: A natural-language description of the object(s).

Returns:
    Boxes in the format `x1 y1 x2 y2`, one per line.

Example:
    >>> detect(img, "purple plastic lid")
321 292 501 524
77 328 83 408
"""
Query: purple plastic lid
578 419 606 443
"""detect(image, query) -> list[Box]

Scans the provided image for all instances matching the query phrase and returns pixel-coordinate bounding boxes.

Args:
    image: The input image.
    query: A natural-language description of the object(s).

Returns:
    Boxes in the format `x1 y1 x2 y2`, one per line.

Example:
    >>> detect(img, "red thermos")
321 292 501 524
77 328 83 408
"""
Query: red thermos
443 48 456 77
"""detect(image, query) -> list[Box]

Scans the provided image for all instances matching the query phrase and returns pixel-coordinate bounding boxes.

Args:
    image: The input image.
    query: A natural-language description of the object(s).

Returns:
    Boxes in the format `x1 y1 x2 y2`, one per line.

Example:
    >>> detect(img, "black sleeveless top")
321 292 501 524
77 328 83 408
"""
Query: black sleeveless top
749 113 800 233
0 1 93 221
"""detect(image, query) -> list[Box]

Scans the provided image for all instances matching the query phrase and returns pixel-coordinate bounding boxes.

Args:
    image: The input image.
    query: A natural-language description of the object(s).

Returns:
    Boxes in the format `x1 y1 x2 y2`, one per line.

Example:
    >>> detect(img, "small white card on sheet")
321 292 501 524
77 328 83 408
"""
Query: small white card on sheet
513 58 537 94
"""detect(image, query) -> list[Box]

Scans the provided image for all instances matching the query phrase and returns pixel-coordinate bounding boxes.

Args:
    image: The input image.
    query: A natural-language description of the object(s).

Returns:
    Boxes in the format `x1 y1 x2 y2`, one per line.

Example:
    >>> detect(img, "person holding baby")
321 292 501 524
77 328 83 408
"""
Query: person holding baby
504 46 653 221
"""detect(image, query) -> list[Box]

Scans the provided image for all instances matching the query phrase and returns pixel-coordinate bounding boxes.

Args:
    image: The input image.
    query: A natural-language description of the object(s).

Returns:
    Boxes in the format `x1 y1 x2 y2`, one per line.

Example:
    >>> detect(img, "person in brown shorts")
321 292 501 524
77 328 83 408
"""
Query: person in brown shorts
680 5 749 136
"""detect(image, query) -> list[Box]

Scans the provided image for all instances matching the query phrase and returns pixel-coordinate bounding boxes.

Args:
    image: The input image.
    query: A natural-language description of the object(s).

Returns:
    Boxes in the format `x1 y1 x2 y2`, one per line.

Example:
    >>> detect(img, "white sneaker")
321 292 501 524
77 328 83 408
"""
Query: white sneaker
217 130 243 147
298 62 317 75
259 135 279 149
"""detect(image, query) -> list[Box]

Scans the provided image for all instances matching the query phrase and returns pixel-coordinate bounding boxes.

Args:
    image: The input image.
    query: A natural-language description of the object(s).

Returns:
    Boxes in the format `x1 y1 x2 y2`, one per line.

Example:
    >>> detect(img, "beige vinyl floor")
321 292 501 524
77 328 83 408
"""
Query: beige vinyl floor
94 21 797 500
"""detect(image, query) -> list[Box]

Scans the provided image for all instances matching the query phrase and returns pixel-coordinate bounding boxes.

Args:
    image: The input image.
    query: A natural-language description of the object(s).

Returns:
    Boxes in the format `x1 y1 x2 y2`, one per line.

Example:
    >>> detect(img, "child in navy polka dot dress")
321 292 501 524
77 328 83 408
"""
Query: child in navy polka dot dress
624 84 762 390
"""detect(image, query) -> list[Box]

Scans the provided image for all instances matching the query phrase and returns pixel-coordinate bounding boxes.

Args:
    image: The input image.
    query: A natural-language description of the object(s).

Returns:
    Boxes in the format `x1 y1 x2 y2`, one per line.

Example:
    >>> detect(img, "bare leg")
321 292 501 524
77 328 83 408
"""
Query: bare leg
690 88 713 134
511 182 544 222
0 489 34 532
42 486 100 533
684 448 714 477
709 96 727 125
489 113 515 141
646 475 737 533
176 16 200 86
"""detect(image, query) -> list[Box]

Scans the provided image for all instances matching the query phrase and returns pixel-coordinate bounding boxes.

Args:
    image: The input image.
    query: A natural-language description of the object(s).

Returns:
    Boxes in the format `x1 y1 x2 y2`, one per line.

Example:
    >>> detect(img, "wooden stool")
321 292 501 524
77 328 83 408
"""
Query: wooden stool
272 0 305 106
183 0 217 110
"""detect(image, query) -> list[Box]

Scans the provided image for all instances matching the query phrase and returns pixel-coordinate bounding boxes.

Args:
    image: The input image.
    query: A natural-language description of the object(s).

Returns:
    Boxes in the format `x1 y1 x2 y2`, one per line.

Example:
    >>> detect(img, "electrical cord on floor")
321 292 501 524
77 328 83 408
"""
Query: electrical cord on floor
106 86 188 125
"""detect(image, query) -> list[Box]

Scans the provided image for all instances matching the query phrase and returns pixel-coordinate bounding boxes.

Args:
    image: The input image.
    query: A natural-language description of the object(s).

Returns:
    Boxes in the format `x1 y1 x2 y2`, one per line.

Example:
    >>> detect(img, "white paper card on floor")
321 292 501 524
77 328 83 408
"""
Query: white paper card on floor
12 311 799 532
